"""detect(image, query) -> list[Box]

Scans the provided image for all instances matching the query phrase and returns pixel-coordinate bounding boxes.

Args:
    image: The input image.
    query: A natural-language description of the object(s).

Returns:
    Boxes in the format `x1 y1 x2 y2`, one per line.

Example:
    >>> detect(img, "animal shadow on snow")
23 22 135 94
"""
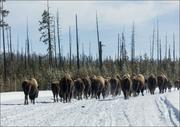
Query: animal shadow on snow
98 96 122 102
0 103 24 106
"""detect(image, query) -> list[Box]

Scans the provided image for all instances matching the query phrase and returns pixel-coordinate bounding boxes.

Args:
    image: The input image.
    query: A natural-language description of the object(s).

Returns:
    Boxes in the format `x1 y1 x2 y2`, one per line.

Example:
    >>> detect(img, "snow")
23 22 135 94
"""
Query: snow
0 89 179 126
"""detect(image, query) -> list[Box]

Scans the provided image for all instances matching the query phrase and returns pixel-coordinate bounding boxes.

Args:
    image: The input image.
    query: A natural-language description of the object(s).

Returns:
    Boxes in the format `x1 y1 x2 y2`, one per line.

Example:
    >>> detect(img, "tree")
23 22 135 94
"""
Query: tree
151 23 155 61
53 19 57 67
0 0 9 81
69 26 72 69
131 22 135 73
56 10 61 67
165 34 168 59
117 33 120 61
39 0 54 67
26 18 30 65
96 12 102 71
75 14 80 71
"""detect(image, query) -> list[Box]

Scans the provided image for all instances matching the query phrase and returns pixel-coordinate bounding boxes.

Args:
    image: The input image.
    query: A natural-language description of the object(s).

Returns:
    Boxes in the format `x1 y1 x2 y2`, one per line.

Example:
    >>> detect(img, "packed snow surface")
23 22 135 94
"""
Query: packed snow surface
0 89 179 126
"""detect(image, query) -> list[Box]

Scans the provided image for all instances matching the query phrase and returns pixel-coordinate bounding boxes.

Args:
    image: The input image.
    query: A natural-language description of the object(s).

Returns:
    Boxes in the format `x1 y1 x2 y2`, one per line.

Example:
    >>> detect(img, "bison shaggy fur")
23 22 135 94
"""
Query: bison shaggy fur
22 78 39 105
132 74 145 96
121 74 132 99
74 78 85 100
59 74 74 103
147 74 157 94
157 74 168 93
51 81 59 102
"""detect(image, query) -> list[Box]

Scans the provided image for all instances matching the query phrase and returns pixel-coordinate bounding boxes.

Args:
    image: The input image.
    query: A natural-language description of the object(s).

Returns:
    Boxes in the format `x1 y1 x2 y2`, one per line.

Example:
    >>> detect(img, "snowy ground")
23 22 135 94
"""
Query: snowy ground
0 88 179 126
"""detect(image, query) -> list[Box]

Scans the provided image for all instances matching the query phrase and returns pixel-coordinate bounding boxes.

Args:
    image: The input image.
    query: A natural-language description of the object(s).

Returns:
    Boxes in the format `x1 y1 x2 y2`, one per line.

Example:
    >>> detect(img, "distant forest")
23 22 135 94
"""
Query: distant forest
0 0 179 92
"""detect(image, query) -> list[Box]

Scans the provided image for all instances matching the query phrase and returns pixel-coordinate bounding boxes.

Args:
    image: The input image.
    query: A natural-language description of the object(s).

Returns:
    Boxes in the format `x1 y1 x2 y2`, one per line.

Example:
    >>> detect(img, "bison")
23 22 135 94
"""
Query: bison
147 74 157 94
59 74 74 103
90 76 106 99
109 76 121 97
51 81 59 102
157 74 168 93
121 74 132 99
174 80 180 90
167 80 172 92
22 78 39 105
74 78 85 100
82 76 91 99
132 74 145 96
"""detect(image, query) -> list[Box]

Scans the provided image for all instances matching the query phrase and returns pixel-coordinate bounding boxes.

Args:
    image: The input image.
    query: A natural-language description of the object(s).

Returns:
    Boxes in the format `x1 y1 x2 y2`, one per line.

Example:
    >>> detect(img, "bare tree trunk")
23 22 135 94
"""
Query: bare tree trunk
156 19 159 75
131 22 135 74
118 33 120 61
75 14 80 71
159 39 162 64
152 23 155 61
2 1 7 82
9 26 12 60
26 18 30 66
165 34 167 59
56 10 61 67
69 26 72 69
96 12 102 71
53 20 57 67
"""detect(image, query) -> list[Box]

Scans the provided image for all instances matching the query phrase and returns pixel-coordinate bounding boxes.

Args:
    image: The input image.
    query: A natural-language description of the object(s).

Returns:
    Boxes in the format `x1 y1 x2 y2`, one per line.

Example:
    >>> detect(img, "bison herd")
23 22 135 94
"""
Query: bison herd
22 73 180 105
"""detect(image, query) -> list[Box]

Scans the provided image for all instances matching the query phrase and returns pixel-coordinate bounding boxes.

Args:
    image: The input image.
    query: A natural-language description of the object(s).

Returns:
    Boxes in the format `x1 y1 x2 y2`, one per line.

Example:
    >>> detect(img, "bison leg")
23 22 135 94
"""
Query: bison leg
141 88 144 96
56 94 58 102
33 99 35 104
123 91 126 99
53 93 56 102
24 95 28 105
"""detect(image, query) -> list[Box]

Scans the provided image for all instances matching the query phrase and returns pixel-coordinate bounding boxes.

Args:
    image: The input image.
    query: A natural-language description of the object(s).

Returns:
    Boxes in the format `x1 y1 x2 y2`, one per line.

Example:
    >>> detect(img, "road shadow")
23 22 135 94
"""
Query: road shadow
98 96 122 102
0 103 24 106
36 101 54 104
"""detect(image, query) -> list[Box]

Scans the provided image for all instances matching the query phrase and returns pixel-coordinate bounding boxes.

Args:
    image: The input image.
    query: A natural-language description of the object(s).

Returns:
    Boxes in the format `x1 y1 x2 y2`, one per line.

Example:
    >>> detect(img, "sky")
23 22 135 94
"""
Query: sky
1 1 179 60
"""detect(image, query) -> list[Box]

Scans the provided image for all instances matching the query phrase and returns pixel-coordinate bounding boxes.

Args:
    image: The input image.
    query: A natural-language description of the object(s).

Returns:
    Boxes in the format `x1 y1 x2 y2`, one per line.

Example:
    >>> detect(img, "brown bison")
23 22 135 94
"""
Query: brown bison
147 74 157 94
167 80 172 92
104 77 111 97
22 78 39 105
59 74 74 103
90 76 106 99
132 74 145 96
174 80 180 90
116 75 121 96
82 76 91 99
109 76 121 97
121 74 132 99
51 81 59 102
157 74 168 93
74 78 85 100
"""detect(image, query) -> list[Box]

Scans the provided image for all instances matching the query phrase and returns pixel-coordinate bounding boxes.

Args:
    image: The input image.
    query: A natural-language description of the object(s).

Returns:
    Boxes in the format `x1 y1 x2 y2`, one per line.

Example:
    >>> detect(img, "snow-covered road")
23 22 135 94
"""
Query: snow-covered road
0 89 179 126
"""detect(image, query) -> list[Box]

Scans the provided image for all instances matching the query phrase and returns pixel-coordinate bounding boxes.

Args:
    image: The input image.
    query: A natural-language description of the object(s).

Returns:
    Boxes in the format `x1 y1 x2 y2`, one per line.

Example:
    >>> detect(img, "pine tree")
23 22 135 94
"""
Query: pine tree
39 0 54 67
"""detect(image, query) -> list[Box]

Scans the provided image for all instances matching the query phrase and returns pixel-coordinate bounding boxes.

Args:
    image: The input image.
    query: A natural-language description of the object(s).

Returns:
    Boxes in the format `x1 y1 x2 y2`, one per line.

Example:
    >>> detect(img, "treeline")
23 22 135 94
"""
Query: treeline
0 0 179 92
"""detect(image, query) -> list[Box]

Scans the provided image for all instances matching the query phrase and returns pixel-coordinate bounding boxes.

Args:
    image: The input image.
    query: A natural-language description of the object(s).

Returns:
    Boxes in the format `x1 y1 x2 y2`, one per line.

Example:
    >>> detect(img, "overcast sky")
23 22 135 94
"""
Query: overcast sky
1 1 179 59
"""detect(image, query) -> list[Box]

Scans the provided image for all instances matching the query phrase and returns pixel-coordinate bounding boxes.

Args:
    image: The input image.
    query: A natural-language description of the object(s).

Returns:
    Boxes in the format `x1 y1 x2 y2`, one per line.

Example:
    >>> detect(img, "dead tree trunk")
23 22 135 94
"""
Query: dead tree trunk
75 14 80 71
69 26 72 69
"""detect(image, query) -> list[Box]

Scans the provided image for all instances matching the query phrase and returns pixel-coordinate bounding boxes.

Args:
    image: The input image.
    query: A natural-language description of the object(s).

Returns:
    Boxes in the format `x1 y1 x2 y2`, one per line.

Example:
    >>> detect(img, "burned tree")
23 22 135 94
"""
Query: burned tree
0 0 9 81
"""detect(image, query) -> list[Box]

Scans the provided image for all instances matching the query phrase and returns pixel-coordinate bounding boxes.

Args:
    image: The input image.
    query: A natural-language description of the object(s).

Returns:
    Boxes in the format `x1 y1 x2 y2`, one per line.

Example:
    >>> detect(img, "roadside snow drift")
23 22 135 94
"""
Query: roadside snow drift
0 89 179 126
